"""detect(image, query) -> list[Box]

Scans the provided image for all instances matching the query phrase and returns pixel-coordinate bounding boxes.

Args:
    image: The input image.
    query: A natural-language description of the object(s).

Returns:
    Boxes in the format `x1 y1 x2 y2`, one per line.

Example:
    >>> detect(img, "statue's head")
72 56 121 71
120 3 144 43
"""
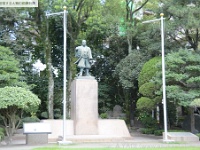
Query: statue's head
82 40 86 46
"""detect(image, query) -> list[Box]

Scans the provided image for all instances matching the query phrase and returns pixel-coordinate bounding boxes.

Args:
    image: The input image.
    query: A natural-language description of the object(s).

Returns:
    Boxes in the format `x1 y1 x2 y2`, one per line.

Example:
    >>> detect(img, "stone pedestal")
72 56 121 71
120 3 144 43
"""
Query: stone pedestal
71 78 98 135
163 132 199 142
26 134 48 144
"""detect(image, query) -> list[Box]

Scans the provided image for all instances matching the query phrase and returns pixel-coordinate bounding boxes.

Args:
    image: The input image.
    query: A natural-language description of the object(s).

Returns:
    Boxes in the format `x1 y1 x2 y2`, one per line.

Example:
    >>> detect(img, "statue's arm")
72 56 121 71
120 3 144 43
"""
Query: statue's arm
88 48 92 59
75 47 80 57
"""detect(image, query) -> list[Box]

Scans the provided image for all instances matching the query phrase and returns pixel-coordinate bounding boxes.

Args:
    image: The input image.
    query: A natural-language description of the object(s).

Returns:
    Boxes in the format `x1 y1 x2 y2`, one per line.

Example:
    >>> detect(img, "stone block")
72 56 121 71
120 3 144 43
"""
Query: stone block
42 119 131 142
41 119 74 141
26 134 48 145
71 79 98 135
113 105 122 118
23 122 51 144
98 119 131 137
163 132 199 142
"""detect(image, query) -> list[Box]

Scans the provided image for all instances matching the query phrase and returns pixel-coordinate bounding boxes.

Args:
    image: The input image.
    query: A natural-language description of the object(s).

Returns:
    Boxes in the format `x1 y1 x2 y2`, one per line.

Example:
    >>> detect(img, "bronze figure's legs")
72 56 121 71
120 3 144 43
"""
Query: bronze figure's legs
79 68 84 76
85 69 91 76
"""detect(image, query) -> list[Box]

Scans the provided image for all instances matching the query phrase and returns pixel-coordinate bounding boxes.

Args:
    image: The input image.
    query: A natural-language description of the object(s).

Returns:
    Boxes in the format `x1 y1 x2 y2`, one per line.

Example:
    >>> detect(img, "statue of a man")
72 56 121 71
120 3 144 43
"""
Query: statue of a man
75 40 93 76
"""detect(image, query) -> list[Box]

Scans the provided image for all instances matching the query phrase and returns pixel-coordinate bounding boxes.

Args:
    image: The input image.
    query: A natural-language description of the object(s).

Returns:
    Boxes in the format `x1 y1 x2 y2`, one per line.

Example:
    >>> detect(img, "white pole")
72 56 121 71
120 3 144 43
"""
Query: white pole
46 6 71 145
160 13 168 141
63 6 67 142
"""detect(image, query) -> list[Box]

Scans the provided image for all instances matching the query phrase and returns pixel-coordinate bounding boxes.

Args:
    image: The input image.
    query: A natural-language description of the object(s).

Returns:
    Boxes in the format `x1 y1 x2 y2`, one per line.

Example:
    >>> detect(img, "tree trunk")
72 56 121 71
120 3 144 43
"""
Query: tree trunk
47 62 54 119
127 35 132 54
46 46 54 119
2 109 21 145
46 35 54 119
130 100 134 126
190 107 196 133
123 88 131 125
45 15 54 119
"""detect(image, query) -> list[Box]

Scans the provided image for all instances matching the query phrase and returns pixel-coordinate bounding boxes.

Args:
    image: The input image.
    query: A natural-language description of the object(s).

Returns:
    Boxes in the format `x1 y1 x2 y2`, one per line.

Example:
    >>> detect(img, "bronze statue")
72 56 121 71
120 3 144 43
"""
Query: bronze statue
75 40 93 76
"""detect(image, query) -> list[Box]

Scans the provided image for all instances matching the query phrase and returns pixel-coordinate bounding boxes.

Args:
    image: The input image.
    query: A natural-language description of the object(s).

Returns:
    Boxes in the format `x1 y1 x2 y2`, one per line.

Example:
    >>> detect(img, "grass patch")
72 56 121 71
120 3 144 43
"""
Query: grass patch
33 147 200 150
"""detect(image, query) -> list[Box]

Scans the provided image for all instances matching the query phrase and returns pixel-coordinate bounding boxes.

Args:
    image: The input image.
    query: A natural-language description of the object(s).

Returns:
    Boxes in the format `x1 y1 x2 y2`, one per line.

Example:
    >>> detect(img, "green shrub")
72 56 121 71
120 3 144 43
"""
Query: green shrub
22 116 40 123
19 116 40 128
137 97 155 111
153 129 187 136
100 113 108 119
154 129 163 136
140 128 146 134
41 112 48 119
138 112 157 128
140 128 155 134
168 129 186 132
54 109 62 119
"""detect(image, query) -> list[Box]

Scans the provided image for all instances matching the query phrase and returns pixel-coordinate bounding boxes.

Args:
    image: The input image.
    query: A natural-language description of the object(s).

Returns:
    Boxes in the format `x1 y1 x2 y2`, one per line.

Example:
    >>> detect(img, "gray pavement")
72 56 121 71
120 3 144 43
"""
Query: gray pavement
0 131 200 150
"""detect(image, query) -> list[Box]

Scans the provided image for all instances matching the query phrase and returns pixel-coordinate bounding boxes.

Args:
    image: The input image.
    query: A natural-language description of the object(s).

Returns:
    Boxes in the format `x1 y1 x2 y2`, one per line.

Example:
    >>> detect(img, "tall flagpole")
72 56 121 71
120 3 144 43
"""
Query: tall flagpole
160 13 168 141
143 13 171 142
46 6 72 145
63 5 67 142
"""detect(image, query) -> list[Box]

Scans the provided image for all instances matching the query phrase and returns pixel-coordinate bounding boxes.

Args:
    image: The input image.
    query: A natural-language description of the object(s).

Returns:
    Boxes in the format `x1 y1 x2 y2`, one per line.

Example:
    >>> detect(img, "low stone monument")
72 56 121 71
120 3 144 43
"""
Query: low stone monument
23 123 51 144
113 105 122 118
163 132 199 142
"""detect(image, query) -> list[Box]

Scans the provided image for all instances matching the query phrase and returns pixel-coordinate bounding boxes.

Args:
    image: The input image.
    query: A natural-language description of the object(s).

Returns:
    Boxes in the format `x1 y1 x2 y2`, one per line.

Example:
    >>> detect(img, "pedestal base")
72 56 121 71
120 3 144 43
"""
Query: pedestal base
163 132 199 142
42 119 131 142
71 79 98 135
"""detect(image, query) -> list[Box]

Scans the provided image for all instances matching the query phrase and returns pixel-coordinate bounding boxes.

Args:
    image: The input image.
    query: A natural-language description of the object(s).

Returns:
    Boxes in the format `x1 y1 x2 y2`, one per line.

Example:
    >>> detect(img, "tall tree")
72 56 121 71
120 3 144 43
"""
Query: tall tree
114 50 147 125
123 0 149 53
0 6 50 118
137 56 161 111
161 0 200 51
150 49 200 131
23 1 55 119
165 49 200 132
0 86 40 144
0 46 25 87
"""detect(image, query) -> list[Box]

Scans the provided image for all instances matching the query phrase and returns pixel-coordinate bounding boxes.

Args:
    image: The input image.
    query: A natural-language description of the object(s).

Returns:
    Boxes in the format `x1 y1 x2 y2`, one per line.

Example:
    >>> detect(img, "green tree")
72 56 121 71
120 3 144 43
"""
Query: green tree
0 86 40 143
0 7 37 63
114 50 147 125
0 46 25 87
166 49 200 131
165 49 200 107
115 51 146 89
124 0 149 53
138 49 200 130
153 49 200 131
137 57 161 111
42 0 104 118
0 6 50 118
161 0 200 51
91 36 128 116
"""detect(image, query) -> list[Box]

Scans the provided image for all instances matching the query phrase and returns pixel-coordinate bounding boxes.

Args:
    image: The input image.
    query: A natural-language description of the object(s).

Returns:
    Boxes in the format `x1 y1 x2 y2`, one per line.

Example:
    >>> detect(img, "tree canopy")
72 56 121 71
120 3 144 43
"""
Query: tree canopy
165 49 200 107
137 56 161 111
0 86 40 142
0 46 25 87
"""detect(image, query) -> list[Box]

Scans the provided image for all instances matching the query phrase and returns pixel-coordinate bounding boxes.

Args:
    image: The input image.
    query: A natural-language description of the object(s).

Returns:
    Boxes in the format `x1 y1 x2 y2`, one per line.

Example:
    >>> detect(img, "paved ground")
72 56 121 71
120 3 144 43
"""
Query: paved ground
0 131 200 150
